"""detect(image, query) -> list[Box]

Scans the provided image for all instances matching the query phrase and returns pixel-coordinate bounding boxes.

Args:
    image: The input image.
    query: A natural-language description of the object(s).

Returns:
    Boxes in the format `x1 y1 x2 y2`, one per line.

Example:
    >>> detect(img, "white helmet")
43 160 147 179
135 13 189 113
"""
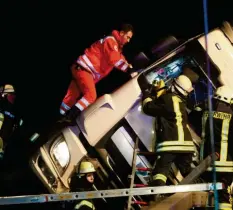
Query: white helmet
214 85 233 104
0 84 15 96
173 75 193 96
77 161 96 175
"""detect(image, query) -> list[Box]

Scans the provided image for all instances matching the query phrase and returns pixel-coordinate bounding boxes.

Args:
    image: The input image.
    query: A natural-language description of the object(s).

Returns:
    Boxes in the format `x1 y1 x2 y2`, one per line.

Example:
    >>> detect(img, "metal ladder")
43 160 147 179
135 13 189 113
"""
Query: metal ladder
0 148 222 207
126 136 220 209
127 137 156 209
0 183 223 205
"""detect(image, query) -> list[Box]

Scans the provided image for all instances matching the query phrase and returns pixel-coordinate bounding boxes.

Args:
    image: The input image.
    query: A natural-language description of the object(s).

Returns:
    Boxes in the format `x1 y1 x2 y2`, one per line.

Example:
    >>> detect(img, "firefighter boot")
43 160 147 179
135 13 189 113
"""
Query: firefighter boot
153 194 167 203
57 106 81 126
57 113 73 126
65 105 81 125
149 179 169 203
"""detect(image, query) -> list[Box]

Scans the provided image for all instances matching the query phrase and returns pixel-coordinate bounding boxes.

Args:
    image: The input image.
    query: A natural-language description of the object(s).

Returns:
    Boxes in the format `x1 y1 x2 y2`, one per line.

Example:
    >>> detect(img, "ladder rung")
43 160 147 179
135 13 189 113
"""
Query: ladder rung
134 184 148 187
137 151 156 156
136 167 151 171
132 200 148 205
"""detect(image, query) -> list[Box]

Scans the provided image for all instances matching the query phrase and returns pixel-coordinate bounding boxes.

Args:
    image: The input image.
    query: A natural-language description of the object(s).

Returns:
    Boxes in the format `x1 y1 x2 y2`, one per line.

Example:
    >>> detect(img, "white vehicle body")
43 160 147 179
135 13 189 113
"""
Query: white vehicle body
29 21 233 208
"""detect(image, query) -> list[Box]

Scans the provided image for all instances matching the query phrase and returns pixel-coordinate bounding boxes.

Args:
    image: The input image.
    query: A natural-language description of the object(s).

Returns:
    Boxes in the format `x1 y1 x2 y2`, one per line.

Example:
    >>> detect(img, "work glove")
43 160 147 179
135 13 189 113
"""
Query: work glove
137 74 152 95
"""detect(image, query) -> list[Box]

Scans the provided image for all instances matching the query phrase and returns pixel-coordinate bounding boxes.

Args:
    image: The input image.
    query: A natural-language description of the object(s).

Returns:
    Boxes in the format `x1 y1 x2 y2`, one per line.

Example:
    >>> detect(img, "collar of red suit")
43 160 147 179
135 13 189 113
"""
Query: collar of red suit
111 30 124 51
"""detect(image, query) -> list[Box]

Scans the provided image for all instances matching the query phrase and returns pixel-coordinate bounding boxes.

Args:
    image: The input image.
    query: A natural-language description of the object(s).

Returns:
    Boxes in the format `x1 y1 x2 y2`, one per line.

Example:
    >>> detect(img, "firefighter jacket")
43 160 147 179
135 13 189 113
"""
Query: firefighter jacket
0 97 23 154
201 99 233 172
70 174 95 210
77 30 130 82
142 91 195 153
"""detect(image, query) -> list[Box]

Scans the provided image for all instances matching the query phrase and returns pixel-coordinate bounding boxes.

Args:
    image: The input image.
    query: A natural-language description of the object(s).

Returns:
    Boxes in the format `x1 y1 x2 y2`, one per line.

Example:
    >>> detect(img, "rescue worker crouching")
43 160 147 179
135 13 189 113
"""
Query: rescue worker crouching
70 161 96 210
0 84 23 159
142 75 195 192
201 85 233 210
60 24 137 124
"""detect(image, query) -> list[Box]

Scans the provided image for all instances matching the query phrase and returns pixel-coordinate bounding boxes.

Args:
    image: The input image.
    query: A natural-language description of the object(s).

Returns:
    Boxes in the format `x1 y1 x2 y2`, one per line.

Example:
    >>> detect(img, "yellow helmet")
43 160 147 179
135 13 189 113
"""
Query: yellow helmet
77 161 96 175
153 79 167 98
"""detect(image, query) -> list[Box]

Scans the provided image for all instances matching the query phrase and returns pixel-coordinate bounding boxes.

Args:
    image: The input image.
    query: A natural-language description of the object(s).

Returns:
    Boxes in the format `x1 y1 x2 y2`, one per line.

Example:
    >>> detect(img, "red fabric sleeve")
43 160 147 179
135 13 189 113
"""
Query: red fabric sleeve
103 38 129 72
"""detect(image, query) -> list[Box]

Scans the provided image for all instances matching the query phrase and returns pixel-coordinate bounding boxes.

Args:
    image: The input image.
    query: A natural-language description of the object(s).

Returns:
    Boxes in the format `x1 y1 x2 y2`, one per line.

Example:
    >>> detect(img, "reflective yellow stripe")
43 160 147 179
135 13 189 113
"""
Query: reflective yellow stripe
157 141 194 147
75 200 95 210
155 94 195 152
157 145 195 153
215 161 233 167
219 202 232 210
142 97 152 108
229 187 233 205
0 137 3 152
202 111 233 172
220 119 230 161
153 174 167 183
212 112 232 120
207 167 233 172
172 96 184 142
227 186 232 195
204 111 232 120
0 113 4 130
156 141 195 152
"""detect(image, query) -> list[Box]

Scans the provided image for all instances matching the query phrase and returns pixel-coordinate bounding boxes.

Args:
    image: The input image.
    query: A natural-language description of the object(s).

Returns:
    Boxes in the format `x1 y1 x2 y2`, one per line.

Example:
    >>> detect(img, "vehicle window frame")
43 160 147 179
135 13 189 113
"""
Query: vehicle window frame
138 40 221 90
49 134 71 177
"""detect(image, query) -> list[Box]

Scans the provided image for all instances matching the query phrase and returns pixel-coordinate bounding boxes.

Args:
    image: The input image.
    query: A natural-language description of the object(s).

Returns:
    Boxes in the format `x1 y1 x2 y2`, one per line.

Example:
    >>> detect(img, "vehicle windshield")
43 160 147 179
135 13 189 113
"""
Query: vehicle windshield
144 54 213 108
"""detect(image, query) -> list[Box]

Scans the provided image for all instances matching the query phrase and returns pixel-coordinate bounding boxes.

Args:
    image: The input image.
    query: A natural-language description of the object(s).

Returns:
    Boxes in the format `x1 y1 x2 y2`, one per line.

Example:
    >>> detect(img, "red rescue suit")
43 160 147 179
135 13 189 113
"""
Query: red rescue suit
60 30 130 114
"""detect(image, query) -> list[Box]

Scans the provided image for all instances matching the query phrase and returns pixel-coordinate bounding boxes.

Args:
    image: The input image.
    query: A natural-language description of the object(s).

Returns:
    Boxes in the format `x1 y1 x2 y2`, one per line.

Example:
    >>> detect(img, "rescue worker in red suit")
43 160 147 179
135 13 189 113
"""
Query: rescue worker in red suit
141 75 195 201
201 85 233 210
70 161 96 210
60 24 135 123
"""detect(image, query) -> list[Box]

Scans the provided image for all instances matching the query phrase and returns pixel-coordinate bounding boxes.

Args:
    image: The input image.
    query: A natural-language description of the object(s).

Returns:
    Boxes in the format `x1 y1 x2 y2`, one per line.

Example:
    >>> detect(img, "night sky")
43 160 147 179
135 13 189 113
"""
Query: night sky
1 1 232 134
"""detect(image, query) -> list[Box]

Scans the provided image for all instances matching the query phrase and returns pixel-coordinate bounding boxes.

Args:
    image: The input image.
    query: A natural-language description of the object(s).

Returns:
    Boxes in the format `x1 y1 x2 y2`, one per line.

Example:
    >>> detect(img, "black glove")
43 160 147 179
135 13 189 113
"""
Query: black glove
137 74 151 93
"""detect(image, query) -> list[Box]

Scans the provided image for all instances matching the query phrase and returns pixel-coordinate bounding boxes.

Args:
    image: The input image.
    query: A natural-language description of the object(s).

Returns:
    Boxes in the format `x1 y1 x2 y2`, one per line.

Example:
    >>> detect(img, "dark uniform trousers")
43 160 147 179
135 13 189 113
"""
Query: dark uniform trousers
153 153 193 186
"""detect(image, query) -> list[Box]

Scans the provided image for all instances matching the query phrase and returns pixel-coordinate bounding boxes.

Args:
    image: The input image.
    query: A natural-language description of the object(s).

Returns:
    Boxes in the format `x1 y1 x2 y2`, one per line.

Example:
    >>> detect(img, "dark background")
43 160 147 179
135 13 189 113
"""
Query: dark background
0 1 232 209
1 1 232 132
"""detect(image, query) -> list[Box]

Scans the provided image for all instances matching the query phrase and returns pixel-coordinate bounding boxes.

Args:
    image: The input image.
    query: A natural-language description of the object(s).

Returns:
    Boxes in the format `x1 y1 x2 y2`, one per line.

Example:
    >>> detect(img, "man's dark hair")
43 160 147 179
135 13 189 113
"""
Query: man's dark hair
119 23 134 33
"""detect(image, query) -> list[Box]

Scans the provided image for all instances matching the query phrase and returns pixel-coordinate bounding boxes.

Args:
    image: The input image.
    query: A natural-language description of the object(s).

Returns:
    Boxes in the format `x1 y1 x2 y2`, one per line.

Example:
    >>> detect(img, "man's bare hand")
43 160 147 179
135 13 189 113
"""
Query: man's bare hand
130 72 138 78
128 64 133 68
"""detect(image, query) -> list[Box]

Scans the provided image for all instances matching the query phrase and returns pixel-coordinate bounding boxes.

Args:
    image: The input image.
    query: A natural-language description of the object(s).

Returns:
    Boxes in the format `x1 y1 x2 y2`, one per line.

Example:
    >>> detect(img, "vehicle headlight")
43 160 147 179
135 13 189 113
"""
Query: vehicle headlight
53 141 70 168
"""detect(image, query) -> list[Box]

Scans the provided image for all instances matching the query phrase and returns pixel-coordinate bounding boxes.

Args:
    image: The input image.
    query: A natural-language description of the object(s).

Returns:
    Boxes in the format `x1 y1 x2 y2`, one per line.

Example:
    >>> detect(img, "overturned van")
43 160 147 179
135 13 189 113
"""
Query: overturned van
29 20 233 208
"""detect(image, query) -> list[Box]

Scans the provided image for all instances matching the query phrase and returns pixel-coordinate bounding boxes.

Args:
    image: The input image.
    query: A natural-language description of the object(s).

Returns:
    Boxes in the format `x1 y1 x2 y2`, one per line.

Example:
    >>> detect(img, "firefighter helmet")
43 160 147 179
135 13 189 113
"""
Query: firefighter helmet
77 161 96 175
0 84 15 96
173 75 193 96
214 85 233 104
153 79 167 98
